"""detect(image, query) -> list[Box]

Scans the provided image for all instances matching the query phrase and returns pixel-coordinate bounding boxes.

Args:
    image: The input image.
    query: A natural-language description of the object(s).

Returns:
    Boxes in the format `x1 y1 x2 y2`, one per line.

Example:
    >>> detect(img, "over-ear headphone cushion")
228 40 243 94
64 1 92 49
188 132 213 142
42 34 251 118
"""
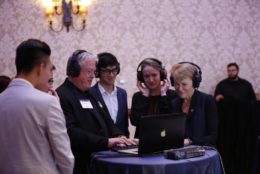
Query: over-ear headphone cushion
116 64 120 74
67 50 86 77
170 75 174 87
137 70 144 82
160 69 167 80
68 60 81 77
192 70 202 88
95 66 100 78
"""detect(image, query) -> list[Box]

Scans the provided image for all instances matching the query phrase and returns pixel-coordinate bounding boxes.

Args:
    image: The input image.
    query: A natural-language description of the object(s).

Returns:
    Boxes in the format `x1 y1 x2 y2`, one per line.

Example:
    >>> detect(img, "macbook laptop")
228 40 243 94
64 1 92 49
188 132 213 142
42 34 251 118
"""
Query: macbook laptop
113 112 187 155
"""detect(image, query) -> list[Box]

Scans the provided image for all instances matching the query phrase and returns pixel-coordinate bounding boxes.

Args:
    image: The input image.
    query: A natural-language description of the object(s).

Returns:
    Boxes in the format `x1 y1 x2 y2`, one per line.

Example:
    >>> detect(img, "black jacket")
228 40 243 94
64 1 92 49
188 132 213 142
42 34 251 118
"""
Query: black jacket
171 90 218 146
56 79 123 174
130 89 176 138
215 78 256 102
90 83 129 137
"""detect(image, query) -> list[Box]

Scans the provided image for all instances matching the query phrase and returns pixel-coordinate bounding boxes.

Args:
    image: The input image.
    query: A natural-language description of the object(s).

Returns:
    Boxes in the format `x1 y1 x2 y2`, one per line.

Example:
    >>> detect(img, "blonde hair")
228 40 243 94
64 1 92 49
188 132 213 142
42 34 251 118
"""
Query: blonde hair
170 63 196 82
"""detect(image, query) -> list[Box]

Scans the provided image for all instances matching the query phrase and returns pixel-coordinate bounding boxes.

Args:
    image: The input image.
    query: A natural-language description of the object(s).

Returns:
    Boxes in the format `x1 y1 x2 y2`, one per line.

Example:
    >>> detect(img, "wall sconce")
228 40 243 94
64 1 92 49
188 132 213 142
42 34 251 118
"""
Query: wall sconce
43 0 91 32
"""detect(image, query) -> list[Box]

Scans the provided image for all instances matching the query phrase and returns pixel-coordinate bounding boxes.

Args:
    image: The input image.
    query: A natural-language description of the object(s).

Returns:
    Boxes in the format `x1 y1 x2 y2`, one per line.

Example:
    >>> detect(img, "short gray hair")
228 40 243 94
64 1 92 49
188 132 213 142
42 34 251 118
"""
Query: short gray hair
66 50 98 76
171 63 196 82
77 51 98 67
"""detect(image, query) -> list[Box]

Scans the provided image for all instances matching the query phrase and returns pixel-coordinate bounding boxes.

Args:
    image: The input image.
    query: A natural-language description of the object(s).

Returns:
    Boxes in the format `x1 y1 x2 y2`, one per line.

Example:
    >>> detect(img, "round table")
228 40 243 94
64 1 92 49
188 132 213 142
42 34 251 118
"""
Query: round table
89 149 223 174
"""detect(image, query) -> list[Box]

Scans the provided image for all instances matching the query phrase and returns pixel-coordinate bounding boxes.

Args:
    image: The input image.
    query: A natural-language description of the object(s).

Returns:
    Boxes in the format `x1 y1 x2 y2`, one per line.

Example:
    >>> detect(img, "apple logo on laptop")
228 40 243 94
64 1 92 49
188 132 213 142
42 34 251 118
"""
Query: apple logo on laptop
160 129 166 137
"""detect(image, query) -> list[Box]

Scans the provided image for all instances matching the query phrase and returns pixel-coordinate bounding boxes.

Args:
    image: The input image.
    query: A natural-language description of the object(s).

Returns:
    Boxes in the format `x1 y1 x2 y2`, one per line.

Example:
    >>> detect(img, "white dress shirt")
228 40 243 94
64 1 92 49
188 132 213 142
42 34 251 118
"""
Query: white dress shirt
98 83 118 123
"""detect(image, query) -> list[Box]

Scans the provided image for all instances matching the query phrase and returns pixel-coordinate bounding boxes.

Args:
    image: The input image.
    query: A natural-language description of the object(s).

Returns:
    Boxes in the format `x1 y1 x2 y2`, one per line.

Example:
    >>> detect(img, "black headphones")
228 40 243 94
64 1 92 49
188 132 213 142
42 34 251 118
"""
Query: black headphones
170 62 202 88
95 52 120 78
136 58 166 82
66 50 87 77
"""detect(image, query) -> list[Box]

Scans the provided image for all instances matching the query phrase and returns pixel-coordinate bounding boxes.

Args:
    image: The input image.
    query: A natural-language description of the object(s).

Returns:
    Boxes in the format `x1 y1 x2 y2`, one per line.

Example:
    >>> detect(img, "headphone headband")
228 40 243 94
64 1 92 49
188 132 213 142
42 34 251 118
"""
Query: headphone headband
136 58 162 72
178 62 201 73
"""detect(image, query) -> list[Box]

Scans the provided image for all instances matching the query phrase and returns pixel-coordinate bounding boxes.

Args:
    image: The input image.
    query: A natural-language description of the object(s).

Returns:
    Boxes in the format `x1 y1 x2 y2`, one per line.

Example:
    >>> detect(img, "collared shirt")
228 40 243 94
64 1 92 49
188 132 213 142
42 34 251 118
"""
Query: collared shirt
98 83 118 123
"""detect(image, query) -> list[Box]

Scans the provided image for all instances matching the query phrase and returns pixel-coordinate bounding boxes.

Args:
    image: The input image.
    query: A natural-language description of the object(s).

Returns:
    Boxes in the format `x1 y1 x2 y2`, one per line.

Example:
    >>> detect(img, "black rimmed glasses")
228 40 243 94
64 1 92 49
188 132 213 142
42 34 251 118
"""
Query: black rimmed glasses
100 68 118 75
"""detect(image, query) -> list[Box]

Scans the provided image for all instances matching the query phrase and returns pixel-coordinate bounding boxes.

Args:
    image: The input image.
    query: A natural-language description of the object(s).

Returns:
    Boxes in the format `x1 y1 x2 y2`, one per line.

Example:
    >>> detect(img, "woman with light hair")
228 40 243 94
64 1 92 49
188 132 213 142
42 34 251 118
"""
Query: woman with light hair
170 62 218 146
130 58 176 138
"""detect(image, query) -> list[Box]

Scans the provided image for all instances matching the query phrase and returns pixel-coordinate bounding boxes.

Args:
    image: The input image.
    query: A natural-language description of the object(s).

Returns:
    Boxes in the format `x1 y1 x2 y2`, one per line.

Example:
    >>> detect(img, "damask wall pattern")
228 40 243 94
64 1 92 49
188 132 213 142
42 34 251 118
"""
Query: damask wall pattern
0 0 260 106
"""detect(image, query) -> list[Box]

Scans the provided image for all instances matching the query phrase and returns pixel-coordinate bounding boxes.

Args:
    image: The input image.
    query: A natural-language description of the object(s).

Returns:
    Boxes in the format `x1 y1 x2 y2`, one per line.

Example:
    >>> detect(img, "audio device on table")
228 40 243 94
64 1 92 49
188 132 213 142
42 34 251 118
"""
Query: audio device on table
164 146 205 160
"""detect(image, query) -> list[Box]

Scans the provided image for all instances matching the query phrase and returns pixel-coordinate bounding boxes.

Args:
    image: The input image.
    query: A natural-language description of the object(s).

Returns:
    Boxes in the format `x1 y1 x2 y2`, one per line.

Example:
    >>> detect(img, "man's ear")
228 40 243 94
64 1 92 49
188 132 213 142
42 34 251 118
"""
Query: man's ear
36 63 44 76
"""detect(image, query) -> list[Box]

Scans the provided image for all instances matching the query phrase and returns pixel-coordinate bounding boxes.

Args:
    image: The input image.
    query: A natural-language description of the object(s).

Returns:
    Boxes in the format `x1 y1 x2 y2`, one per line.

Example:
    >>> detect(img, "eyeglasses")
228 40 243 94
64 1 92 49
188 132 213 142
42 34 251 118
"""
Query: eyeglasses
100 68 118 75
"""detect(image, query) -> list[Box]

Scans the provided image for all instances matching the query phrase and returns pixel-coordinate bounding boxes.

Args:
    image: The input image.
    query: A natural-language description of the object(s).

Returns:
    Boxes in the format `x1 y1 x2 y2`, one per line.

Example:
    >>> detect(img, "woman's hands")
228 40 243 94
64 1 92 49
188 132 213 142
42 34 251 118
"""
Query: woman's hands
160 79 170 96
137 81 150 97
137 79 170 97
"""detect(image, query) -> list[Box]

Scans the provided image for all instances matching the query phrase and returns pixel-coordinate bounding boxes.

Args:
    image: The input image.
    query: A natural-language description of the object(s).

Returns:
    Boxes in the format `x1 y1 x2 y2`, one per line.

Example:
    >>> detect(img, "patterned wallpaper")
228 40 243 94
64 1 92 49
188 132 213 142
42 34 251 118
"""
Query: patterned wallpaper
0 0 260 106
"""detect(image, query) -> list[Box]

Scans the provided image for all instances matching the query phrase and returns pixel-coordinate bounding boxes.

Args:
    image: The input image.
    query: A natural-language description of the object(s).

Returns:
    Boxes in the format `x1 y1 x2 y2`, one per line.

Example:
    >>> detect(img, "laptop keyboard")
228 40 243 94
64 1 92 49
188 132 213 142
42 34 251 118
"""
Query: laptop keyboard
112 144 138 151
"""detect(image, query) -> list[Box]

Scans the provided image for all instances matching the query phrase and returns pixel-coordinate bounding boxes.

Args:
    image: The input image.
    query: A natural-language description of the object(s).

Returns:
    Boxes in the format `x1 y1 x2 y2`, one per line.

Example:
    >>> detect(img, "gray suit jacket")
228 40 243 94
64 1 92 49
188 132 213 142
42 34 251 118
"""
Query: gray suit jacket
0 78 74 174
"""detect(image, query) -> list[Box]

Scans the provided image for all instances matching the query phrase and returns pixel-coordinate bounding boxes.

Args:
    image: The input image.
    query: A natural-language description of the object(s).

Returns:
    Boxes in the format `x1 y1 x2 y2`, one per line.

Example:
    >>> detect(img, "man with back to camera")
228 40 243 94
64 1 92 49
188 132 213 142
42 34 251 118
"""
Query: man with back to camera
214 62 256 102
56 50 137 174
90 52 129 137
0 39 74 174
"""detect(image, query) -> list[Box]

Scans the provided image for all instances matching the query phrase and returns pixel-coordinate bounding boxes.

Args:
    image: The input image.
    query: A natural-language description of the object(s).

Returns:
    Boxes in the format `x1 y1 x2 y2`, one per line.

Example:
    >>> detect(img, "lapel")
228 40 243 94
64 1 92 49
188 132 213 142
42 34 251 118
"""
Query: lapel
186 90 198 120
92 84 106 106
116 88 123 123
91 84 110 116
88 92 110 137
68 80 108 132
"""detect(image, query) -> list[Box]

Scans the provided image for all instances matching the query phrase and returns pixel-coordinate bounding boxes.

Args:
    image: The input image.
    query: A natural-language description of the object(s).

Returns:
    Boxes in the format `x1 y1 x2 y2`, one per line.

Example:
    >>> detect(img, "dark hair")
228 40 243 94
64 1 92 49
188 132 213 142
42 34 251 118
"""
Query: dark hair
15 39 51 74
0 75 11 93
97 52 119 68
227 62 239 71
95 52 120 77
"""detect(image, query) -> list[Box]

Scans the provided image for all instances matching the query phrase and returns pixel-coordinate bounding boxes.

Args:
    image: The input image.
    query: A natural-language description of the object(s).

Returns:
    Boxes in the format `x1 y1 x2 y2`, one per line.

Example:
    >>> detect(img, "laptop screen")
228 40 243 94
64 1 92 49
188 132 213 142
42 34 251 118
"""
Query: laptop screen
138 112 187 155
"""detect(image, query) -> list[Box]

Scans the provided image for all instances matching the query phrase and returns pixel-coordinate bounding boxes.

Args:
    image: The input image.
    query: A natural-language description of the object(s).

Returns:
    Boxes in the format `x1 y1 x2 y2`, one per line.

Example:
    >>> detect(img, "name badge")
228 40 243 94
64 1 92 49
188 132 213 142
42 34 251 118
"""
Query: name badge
80 99 93 109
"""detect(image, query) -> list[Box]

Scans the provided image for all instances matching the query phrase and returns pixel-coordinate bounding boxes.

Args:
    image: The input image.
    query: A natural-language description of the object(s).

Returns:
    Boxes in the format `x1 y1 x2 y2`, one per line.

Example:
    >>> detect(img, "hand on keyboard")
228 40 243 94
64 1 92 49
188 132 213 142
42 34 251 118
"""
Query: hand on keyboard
112 144 138 151
108 136 138 148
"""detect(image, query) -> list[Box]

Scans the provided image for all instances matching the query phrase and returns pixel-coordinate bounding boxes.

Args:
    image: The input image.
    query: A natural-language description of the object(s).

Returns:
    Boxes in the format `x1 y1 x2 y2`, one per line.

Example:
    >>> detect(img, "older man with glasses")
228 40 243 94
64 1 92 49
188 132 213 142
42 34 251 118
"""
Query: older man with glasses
56 50 136 174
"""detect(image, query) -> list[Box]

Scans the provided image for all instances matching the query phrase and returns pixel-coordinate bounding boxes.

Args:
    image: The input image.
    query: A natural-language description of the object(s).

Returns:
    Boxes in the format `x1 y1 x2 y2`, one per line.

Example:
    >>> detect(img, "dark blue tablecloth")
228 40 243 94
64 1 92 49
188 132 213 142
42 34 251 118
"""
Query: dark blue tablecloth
89 149 223 174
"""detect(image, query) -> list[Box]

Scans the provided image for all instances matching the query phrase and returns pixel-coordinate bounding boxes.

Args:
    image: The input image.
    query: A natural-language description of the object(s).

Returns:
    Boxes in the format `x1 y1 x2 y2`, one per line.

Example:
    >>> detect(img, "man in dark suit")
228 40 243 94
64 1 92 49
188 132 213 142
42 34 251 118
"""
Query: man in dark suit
56 50 136 174
90 52 129 136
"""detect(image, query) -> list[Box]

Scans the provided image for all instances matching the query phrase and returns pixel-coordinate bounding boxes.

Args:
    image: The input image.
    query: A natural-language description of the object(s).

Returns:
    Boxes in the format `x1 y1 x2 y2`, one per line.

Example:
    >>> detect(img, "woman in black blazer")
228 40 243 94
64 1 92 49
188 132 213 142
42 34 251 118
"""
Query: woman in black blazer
170 62 218 146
